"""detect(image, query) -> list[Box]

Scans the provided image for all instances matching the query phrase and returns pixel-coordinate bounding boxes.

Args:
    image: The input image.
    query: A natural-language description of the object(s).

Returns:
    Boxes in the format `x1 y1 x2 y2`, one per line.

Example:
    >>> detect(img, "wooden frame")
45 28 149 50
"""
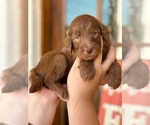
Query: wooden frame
40 0 66 125
41 0 66 55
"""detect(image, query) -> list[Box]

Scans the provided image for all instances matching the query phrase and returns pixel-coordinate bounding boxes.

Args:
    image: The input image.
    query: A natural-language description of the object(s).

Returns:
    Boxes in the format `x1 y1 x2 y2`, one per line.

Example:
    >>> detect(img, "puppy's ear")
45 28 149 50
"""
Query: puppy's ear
99 22 111 61
99 22 110 43
65 29 73 52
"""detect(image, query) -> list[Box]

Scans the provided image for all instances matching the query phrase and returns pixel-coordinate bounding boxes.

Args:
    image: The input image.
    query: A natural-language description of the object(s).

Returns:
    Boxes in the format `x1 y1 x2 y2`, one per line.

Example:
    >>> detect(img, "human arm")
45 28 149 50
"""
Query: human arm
28 85 60 125
67 42 116 125
0 74 28 125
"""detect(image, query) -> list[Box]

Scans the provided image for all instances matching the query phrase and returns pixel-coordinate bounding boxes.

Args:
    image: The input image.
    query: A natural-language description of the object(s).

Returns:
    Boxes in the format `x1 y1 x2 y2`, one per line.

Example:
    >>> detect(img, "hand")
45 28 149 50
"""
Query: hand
67 42 116 101
28 85 60 105
67 37 116 125
122 44 140 73
0 73 28 125
28 79 60 125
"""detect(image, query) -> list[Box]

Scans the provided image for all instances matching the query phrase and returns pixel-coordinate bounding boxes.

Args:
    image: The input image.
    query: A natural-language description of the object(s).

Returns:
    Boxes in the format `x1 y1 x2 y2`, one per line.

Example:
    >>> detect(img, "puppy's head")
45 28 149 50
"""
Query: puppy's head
65 14 110 61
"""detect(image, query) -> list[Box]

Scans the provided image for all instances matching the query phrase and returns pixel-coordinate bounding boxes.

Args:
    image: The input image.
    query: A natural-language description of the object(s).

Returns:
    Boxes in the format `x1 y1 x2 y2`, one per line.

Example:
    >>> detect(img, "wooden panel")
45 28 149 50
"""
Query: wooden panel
41 0 65 55
97 0 102 20
40 0 66 125
41 0 51 55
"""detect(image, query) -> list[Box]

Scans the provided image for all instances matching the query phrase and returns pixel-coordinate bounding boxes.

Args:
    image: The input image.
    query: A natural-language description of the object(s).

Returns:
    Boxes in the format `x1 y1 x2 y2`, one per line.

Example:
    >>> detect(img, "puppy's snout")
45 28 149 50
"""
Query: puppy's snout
84 47 93 54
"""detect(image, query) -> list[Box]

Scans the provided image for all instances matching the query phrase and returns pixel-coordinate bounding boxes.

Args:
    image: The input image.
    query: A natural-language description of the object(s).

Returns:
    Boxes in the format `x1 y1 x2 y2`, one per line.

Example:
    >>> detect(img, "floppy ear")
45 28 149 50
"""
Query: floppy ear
99 22 111 61
99 22 110 43
65 29 73 52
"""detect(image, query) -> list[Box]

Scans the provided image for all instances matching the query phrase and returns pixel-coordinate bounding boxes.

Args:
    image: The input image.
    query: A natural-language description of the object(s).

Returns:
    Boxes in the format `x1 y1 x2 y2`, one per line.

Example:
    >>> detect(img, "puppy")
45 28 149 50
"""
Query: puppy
29 14 121 100
122 26 149 89
1 54 28 93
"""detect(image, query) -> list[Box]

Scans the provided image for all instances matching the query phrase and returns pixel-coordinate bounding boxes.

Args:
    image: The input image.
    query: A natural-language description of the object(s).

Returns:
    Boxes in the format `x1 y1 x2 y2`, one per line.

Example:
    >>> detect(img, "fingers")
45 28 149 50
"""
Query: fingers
69 57 81 75
124 44 139 63
94 36 103 67
122 44 139 73
72 57 80 67
102 44 115 73
100 36 103 53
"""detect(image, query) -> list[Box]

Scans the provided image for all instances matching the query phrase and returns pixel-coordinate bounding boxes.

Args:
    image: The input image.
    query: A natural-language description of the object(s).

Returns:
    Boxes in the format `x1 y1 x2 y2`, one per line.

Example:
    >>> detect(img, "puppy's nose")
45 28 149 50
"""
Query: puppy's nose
85 47 93 54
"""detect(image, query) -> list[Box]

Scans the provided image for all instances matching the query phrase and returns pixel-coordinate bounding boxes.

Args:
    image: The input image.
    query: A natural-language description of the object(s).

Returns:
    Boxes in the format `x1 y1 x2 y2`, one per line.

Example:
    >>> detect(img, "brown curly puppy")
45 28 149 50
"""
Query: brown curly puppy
29 14 121 100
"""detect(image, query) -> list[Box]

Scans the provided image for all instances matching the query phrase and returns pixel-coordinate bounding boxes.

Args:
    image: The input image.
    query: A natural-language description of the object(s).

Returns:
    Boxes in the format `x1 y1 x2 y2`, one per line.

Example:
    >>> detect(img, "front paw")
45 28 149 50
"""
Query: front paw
55 87 69 101
106 61 121 89
79 60 95 81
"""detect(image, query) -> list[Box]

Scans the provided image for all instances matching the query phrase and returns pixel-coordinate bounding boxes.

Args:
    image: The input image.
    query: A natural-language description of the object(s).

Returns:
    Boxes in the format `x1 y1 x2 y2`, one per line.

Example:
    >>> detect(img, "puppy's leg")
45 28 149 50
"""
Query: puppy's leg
106 61 122 89
29 70 43 93
44 54 68 101
79 60 95 80
2 75 24 93
48 83 68 101
123 61 149 89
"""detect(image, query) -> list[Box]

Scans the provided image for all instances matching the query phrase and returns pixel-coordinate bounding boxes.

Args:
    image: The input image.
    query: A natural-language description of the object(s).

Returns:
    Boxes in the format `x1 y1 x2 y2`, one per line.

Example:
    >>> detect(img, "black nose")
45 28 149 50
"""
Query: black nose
85 47 93 54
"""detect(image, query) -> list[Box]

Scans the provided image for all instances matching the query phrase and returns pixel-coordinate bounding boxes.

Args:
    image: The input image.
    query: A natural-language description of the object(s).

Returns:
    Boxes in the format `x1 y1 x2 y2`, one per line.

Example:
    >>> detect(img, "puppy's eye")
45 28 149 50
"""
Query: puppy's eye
92 32 97 35
74 35 80 39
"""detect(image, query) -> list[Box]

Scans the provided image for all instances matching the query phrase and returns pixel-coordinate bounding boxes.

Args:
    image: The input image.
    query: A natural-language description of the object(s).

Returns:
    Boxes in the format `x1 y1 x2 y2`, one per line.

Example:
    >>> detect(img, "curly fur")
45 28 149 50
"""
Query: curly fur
29 15 122 100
